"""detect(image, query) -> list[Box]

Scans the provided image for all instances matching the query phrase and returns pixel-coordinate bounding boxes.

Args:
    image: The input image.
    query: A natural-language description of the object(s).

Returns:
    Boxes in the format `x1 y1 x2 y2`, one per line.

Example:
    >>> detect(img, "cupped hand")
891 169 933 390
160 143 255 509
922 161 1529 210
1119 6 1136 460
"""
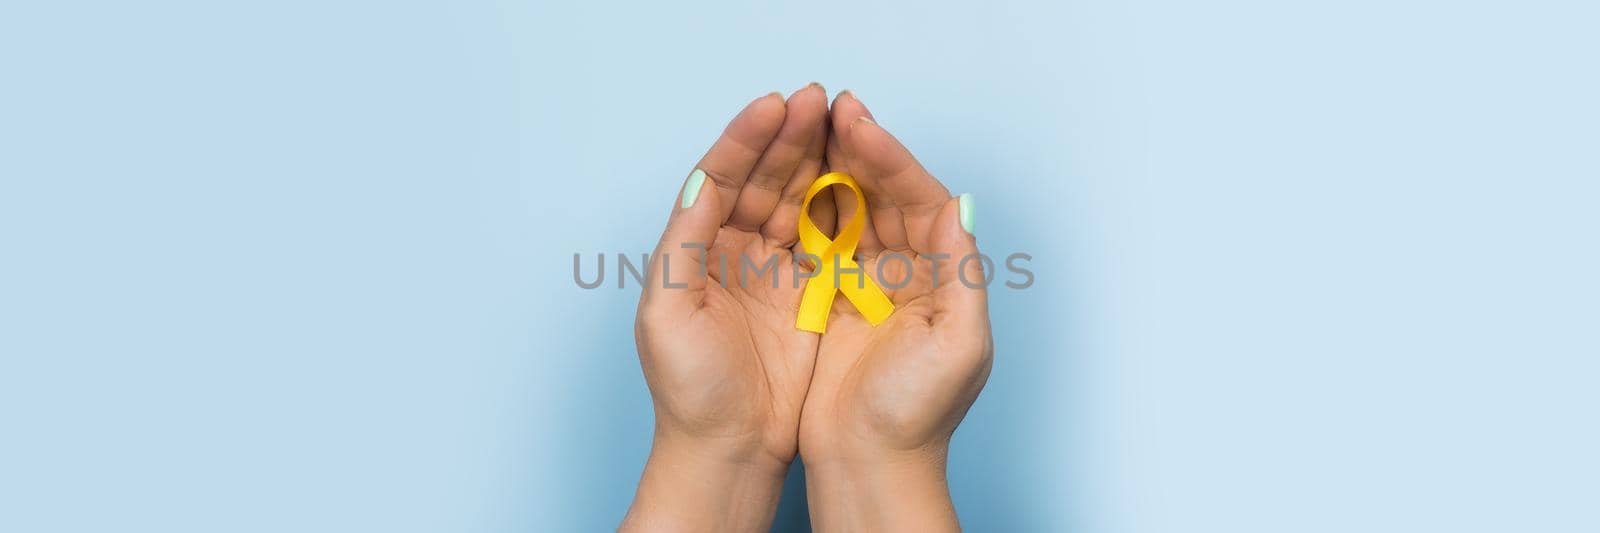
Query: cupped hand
622 87 995 532
798 92 994 531
623 84 834 532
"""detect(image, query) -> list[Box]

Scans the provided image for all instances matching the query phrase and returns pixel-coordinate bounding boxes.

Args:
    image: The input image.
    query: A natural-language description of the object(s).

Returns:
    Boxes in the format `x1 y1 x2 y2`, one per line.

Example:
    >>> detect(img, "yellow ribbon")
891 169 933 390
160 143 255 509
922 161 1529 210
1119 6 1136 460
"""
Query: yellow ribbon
796 172 894 333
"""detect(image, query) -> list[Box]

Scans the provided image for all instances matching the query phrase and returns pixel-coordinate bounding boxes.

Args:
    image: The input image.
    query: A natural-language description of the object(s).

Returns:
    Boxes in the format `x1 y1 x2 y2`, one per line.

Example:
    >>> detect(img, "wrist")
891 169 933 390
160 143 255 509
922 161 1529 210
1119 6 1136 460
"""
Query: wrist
620 432 791 532
802 446 959 532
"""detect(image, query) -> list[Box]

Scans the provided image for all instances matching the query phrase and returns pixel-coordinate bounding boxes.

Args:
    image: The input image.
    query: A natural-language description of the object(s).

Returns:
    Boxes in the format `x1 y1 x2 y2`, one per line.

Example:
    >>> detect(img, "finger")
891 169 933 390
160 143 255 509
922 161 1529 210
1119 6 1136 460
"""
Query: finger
804 124 835 241
926 195 993 390
730 83 828 232
831 93 908 254
641 171 722 315
823 111 850 175
847 117 952 254
765 88 833 246
823 141 884 259
824 90 874 172
928 194 989 337
694 93 787 225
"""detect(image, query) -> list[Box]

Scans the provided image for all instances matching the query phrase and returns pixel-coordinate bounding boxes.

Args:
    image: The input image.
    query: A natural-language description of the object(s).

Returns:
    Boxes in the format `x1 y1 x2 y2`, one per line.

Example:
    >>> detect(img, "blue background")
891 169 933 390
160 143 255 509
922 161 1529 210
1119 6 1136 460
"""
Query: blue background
2 1 1596 531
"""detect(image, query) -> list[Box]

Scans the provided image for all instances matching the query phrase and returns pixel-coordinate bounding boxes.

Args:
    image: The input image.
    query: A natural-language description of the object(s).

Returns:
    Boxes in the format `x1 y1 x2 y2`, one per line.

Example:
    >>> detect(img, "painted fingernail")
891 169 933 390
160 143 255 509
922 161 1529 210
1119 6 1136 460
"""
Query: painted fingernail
682 169 707 209
958 193 975 234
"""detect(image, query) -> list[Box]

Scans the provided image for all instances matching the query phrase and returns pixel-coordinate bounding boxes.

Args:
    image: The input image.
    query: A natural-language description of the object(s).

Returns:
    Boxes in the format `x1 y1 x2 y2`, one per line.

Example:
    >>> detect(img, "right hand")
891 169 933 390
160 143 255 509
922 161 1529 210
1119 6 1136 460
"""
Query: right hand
623 84 833 532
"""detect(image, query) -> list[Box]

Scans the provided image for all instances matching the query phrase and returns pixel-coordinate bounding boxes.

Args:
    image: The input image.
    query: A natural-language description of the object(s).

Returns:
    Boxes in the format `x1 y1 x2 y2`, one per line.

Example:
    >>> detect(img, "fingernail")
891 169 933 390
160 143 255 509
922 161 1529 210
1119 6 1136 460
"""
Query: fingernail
682 169 706 209
795 82 825 99
856 115 875 125
958 193 975 234
836 90 857 106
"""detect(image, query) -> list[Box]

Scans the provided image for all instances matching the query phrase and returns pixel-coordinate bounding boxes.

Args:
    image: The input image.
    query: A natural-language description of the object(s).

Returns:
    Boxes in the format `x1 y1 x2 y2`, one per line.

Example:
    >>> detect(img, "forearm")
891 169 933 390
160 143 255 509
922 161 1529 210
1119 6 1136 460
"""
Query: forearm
803 449 960 532
620 433 789 532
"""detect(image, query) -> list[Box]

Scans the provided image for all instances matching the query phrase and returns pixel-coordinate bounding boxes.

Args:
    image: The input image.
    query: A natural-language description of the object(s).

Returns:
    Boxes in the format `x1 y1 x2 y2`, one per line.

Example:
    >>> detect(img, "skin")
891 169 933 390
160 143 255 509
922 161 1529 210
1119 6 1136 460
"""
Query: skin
621 86 992 533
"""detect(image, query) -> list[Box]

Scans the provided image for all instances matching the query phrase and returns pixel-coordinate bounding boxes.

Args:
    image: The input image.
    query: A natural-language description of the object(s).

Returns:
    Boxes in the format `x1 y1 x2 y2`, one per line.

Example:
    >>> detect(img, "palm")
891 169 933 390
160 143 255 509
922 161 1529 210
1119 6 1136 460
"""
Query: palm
674 228 816 461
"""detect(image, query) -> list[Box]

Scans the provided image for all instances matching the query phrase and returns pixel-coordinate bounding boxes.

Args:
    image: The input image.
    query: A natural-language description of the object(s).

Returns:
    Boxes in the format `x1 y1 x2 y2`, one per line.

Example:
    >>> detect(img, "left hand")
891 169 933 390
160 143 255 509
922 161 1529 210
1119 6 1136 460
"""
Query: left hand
798 91 994 532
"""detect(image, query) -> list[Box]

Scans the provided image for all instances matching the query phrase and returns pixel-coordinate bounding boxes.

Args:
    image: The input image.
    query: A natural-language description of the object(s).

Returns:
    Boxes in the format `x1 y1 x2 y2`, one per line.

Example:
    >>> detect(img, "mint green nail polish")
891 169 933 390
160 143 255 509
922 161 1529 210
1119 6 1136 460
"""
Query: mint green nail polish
681 169 706 209
958 193 975 234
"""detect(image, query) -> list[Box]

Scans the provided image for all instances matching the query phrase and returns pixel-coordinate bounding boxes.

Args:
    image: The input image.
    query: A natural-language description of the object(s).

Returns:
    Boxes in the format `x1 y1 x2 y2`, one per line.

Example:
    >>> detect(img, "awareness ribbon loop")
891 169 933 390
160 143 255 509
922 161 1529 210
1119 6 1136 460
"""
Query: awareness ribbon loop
796 172 894 333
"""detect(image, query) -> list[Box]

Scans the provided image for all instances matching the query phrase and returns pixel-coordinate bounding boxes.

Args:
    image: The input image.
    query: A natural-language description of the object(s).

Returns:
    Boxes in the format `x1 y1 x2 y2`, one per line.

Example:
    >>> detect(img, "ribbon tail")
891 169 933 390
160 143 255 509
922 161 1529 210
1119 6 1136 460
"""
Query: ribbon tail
796 263 837 333
838 269 895 326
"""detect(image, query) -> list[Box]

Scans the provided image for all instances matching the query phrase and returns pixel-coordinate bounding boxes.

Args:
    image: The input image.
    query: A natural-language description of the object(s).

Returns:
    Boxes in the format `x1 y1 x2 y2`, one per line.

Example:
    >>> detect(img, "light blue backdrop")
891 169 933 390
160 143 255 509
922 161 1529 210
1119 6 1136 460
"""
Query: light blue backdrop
2 1 1595 532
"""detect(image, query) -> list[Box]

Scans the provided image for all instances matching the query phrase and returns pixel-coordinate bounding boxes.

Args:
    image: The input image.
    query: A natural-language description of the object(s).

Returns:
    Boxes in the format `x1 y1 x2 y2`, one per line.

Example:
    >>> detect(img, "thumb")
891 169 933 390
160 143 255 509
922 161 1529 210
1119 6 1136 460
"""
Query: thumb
641 169 723 316
928 194 989 334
